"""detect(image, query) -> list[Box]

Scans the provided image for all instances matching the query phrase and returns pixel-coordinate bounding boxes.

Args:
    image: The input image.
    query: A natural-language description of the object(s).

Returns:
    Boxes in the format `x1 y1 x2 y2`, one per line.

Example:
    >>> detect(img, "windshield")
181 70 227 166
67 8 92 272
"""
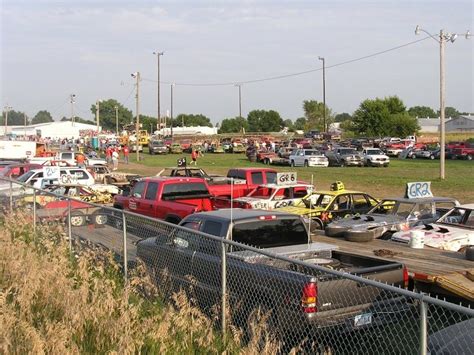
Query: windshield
17 170 36 183
152 141 164 146
369 200 416 217
248 186 275 198
339 148 357 155
232 218 307 248
366 149 382 155
438 208 474 229
305 193 334 208
305 150 321 156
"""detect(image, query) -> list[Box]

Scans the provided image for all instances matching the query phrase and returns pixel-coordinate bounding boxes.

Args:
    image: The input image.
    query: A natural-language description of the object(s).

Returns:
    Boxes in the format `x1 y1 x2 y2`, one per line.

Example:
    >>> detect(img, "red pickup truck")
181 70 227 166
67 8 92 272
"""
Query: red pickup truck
113 177 214 224
452 147 474 160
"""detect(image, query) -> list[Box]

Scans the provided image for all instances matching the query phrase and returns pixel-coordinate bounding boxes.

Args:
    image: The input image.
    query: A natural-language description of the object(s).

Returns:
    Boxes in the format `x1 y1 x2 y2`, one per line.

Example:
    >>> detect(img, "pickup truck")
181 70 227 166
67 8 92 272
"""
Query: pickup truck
137 209 410 348
362 148 390 167
29 151 106 166
452 147 474 160
113 177 214 224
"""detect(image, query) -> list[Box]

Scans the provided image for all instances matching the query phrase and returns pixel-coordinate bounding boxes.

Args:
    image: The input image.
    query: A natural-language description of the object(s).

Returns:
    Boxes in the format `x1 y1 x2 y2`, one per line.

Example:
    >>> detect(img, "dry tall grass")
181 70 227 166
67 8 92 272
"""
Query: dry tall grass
0 211 281 354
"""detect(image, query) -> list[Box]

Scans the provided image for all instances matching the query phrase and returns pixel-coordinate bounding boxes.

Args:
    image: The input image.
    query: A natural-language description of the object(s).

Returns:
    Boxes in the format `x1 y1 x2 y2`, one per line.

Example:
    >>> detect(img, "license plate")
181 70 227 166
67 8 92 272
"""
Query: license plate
354 313 372 327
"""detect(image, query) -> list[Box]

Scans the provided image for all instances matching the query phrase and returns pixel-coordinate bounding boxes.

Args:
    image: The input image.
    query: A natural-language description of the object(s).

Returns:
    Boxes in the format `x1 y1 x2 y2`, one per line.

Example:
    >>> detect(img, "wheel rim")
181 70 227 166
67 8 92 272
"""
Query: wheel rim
71 215 85 226
95 215 108 225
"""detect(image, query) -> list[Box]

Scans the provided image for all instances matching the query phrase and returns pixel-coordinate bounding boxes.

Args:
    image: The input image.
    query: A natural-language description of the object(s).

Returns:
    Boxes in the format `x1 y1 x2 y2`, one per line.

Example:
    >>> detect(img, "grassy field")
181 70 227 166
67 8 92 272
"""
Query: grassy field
120 151 474 203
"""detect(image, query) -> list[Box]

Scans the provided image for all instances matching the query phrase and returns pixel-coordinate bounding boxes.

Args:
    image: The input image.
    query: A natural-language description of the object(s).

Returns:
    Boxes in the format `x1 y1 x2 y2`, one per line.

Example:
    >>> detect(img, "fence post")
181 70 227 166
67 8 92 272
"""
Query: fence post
68 198 72 252
9 180 13 213
33 189 37 234
122 211 128 283
420 298 428 355
221 238 227 339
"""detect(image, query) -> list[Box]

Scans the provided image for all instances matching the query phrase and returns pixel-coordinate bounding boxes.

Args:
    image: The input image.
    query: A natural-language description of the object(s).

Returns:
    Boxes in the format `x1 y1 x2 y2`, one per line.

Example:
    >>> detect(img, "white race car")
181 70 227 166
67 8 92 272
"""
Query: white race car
391 204 474 252
233 183 313 210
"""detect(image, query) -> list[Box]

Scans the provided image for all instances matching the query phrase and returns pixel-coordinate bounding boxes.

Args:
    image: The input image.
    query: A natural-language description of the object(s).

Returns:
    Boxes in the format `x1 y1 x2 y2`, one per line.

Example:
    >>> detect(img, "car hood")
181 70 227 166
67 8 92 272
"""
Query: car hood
392 224 474 251
234 197 269 204
366 154 388 159
329 214 404 230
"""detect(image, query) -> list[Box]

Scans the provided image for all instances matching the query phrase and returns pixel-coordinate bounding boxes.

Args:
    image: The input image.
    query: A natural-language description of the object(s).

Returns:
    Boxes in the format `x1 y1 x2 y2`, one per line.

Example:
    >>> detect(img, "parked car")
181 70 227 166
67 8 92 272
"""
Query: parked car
169 143 183 154
325 147 364 167
289 149 329 167
279 181 378 230
391 204 474 252
411 149 437 160
15 167 96 188
231 182 313 210
362 148 390 167
325 196 459 242
148 140 169 155
137 209 411 348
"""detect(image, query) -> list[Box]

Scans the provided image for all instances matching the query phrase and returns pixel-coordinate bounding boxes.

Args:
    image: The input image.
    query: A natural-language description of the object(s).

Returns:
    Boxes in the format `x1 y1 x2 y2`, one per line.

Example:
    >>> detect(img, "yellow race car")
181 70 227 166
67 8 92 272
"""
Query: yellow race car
279 181 379 230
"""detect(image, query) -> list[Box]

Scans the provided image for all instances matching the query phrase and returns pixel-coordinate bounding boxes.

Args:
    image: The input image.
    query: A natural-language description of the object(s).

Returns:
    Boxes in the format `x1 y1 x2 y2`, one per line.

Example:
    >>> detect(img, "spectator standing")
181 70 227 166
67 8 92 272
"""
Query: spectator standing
106 146 112 164
112 149 119 171
190 149 198 165
123 145 129 164
75 153 86 168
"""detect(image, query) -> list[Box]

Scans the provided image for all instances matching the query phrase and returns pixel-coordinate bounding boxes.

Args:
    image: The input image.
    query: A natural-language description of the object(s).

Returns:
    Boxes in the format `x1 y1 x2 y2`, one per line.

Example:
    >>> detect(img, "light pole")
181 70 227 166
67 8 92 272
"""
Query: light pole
3 105 12 136
131 72 141 161
153 51 164 134
70 94 76 126
24 112 27 139
318 56 326 133
170 83 175 141
415 25 471 180
115 105 119 134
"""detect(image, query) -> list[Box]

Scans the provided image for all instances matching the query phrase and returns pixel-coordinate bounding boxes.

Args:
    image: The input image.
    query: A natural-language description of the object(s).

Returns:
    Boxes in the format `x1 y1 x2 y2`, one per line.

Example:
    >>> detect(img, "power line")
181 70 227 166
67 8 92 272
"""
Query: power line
141 36 431 87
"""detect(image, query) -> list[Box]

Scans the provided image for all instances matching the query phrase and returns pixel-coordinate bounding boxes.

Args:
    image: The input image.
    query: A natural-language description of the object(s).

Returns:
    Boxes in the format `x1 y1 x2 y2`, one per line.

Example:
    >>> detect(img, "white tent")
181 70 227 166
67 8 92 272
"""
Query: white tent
10 121 101 139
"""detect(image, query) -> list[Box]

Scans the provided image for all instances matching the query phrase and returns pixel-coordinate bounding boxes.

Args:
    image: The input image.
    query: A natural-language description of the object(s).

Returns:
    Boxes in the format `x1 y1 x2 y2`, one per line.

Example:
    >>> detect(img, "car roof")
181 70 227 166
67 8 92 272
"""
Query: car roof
228 167 276 172
315 190 370 196
143 176 206 183
190 208 299 221
458 203 474 209
381 197 458 203
256 183 312 189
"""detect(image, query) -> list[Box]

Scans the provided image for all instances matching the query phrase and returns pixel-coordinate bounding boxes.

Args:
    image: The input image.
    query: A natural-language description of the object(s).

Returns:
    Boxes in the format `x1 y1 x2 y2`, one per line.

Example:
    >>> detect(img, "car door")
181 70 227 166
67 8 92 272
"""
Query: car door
327 194 352 219
128 181 146 213
140 182 159 217
351 194 377 215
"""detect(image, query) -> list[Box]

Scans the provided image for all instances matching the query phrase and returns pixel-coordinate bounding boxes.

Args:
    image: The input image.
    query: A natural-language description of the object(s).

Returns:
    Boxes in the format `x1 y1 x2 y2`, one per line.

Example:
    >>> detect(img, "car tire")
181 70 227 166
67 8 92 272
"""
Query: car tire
290 160 295 167
412 155 416 159
467 155 473 161
70 212 86 227
466 246 474 261
430 155 435 160
304 160 309 167
345 230 376 242
93 213 108 226
308 218 324 232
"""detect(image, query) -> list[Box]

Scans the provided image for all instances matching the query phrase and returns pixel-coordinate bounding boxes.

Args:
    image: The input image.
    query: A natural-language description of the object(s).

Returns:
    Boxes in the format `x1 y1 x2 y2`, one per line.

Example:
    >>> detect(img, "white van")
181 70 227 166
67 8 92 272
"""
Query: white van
16 168 95 188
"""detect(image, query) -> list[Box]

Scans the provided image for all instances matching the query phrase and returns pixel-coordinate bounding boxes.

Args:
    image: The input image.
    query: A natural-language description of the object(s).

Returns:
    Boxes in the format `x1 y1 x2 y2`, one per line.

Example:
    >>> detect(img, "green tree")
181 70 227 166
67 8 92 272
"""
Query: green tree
0 110 29 125
438 106 461 118
247 110 283 132
294 117 307 130
352 96 419 137
408 106 437 118
32 110 53 124
90 99 133 131
60 116 94 125
302 100 333 131
282 119 294 131
334 112 352 122
173 114 212 127
139 115 158 133
218 116 248 133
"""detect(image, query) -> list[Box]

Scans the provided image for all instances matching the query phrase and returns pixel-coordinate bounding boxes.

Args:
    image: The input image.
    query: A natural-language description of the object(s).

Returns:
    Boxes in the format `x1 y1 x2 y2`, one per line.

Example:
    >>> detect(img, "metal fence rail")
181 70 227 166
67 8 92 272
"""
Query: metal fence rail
1 177 473 354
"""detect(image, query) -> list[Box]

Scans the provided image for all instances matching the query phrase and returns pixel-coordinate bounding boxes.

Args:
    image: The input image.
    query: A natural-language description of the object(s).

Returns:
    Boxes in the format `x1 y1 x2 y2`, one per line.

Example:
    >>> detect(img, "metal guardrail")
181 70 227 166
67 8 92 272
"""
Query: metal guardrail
1 177 473 354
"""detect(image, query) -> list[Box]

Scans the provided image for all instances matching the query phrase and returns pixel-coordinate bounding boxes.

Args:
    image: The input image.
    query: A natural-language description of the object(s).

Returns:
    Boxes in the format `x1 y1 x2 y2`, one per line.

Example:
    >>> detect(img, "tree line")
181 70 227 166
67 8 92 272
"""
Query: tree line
2 97 469 138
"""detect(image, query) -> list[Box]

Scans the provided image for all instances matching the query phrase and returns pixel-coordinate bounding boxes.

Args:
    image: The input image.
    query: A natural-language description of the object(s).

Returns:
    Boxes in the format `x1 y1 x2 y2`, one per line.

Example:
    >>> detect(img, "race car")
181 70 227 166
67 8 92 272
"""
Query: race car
325 196 459 242
391 204 474 252
279 181 378 230
232 183 313 210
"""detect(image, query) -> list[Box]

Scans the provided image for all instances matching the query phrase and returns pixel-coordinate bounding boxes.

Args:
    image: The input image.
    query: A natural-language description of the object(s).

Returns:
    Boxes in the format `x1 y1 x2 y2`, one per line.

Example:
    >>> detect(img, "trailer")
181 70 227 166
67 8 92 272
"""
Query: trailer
0 141 44 161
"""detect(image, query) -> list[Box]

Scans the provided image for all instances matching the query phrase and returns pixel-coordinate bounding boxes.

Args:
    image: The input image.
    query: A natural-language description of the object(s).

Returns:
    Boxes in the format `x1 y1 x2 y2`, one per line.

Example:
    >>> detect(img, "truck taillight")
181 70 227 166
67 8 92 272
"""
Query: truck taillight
301 282 317 313
403 266 409 289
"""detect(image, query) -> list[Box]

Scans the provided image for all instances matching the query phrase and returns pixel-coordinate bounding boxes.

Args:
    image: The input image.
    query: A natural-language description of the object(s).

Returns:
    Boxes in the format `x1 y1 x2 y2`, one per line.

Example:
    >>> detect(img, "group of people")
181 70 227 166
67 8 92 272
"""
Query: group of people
105 145 129 170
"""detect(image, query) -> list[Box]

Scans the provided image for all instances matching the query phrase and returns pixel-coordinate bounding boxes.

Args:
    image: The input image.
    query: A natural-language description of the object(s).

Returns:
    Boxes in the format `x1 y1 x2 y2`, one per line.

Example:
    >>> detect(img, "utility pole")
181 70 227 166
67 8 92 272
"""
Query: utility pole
318 57 326 133
170 84 174 141
235 84 242 118
415 26 470 180
70 94 76 126
153 51 164 134
95 100 101 133
3 105 11 137
132 72 141 161
24 112 27 139
115 105 119 134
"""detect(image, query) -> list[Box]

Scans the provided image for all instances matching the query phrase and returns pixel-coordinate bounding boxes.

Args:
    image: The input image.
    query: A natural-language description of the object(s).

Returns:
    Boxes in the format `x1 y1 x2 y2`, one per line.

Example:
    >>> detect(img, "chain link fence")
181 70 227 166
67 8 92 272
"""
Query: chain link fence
1 177 473 354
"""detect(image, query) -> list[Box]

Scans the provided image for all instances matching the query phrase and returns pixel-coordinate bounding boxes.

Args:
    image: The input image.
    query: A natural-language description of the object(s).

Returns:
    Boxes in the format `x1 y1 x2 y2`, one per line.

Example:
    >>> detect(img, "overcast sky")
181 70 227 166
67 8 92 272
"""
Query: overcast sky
1 0 473 124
